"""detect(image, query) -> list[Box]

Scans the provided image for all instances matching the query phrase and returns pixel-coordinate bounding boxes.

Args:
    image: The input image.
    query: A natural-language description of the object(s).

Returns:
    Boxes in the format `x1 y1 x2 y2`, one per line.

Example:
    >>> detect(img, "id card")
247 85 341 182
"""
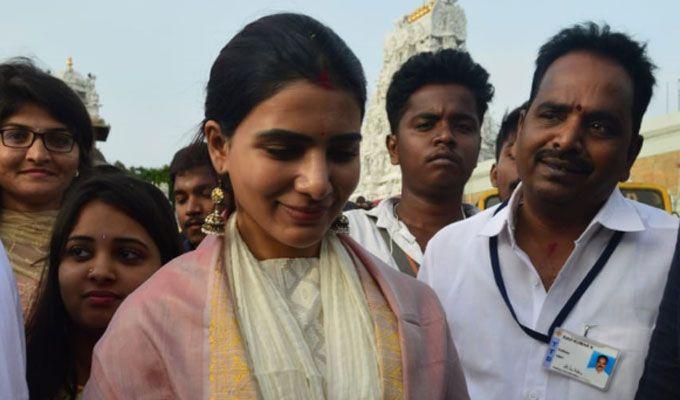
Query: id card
543 328 620 391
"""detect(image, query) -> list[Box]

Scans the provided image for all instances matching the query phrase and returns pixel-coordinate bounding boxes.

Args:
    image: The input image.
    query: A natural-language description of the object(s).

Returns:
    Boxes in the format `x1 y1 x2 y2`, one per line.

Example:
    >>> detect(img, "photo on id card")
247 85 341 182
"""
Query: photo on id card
543 328 621 391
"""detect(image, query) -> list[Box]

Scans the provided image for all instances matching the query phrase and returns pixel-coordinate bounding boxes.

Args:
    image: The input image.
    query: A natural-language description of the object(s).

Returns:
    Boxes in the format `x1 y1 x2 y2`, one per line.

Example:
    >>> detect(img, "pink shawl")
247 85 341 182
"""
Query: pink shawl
83 235 468 399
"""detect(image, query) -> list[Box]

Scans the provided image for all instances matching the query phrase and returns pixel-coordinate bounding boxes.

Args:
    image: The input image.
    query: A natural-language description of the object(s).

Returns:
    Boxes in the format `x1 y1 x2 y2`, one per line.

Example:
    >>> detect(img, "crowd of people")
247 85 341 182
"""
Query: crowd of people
0 11 678 400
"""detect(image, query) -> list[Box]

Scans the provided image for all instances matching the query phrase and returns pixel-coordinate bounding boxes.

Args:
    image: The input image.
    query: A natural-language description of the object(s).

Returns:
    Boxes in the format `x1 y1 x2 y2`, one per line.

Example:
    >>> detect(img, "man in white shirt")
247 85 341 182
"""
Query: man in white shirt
419 22 679 400
346 49 491 275
0 242 28 399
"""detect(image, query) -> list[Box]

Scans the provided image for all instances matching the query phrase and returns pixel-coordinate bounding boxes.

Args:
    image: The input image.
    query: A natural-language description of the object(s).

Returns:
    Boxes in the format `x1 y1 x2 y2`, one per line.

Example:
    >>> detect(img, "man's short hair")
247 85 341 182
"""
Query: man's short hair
495 102 528 161
597 355 609 364
385 49 494 134
529 22 656 135
168 143 217 202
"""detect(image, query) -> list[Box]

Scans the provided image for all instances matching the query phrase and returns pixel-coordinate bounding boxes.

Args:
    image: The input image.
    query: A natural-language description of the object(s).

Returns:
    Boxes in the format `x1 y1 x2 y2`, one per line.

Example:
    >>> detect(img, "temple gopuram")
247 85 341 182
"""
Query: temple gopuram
53 57 110 164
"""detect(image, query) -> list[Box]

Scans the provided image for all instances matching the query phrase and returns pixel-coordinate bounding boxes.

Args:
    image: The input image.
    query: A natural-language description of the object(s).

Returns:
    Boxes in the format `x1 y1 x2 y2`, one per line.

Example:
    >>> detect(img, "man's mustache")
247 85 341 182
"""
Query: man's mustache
183 217 204 230
534 148 594 174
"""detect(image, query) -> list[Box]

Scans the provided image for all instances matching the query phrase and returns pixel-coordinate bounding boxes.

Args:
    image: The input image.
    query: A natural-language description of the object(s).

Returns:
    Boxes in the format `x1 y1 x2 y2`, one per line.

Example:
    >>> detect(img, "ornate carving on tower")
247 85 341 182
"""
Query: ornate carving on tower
54 57 111 142
356 0 467 200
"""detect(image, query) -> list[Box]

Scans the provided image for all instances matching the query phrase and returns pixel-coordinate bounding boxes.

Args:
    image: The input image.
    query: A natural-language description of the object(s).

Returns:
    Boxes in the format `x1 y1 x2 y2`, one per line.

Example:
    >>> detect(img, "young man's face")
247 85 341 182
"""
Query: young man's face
387 84 481 198
491 132 521 202
172 165 217 248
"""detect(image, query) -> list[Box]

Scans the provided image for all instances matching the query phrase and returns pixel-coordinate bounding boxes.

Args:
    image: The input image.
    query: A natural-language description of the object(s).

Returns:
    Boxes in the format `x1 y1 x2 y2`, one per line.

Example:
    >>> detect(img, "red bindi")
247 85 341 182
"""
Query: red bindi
576 104 583 111
318 69 333 90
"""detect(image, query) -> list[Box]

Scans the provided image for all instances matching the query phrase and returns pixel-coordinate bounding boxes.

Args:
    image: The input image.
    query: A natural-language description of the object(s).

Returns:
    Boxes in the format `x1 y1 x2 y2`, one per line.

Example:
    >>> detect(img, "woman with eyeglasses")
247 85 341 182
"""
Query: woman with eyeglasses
24 173 182 400
85 13 468 399
0 59 93 314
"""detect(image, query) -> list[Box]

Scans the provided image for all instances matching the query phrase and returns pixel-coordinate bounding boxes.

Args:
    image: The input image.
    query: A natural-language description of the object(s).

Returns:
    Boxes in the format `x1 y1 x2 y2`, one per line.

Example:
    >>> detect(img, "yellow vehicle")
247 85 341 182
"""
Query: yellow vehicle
476 182 673 213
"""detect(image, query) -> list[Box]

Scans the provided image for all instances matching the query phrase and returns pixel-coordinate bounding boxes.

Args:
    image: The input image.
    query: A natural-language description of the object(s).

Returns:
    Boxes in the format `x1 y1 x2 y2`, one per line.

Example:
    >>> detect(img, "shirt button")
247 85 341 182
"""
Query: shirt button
525 392 540 400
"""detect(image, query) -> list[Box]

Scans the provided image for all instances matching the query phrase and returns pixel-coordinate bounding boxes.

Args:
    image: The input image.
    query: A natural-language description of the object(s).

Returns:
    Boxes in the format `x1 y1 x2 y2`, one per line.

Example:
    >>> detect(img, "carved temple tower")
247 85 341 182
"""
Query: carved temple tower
356 0 467 199
54 57 111 143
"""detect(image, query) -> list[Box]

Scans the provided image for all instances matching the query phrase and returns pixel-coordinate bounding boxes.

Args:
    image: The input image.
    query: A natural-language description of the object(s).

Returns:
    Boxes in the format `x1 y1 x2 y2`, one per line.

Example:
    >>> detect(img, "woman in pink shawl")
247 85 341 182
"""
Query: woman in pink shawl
85 13 468 400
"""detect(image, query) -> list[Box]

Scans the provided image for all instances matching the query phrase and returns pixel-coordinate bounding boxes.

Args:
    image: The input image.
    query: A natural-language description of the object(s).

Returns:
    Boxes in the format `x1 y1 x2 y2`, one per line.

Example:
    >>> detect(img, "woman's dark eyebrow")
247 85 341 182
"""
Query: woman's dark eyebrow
0 123 70 132
256 129 361 143
256 129 314 144
113 238 150 250
66 236 94 243
66 235 150 250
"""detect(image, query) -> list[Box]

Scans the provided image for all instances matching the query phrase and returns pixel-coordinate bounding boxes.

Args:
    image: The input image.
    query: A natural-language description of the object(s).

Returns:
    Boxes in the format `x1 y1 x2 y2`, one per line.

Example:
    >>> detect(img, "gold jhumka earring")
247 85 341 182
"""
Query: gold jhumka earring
201 184 226 236
330 214 349 234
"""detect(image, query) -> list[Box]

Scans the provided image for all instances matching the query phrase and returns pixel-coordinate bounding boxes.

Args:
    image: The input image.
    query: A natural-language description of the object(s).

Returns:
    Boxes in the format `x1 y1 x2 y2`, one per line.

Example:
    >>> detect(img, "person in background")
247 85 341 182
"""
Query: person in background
169 142 219 251
0 241 28 399
25 174 181 400
0 59 93 313
419 22 678 399
490 103 524 202
345 49 492 276
85 13 468 399
354 195 372 210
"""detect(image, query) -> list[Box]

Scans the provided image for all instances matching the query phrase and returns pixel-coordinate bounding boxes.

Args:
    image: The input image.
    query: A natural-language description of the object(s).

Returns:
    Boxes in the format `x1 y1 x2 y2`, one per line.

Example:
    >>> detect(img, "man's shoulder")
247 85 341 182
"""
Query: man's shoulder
344 207 373 223
628 199 679 231
429 205 497 249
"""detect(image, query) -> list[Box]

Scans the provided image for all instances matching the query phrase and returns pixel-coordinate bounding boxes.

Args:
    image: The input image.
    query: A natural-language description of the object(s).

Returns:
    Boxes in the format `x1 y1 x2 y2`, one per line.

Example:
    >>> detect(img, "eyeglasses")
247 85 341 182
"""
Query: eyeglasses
0 127 76 153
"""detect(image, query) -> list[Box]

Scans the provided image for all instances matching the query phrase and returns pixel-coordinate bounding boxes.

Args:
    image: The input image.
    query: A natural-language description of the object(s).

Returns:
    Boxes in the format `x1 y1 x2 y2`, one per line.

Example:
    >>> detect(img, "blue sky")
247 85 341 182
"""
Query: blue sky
3 0 678 167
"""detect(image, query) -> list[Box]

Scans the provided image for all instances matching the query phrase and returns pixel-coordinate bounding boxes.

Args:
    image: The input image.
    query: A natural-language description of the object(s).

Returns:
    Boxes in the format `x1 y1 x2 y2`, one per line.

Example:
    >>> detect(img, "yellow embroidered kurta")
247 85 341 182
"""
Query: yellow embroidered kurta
0 209 57 315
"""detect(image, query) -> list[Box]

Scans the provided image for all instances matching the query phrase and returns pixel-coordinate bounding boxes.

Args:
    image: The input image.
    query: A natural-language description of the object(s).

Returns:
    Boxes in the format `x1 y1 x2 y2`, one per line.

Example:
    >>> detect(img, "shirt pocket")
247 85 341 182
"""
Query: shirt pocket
566 324 652 399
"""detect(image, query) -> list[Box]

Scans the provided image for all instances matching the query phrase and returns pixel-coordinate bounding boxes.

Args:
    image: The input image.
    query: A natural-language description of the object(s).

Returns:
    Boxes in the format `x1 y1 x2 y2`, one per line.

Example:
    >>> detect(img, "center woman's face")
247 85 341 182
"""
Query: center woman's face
211 81 362 259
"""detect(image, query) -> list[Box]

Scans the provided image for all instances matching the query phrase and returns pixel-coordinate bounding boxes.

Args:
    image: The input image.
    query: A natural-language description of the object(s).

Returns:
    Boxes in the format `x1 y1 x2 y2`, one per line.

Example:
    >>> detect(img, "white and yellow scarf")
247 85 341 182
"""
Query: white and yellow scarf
224 214 382 399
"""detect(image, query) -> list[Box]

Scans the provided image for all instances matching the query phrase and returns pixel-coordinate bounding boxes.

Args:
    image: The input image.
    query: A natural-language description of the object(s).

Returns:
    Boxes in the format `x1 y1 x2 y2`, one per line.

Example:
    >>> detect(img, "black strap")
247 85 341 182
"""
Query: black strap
489 201 625 343
368 215 419 277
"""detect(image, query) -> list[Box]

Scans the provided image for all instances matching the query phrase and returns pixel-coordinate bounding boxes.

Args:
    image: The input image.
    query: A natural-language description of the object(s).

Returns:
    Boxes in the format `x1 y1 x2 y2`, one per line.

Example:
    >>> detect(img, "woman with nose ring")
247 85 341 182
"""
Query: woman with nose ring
85 13 468 399
0 59 94 314
24 174 182 399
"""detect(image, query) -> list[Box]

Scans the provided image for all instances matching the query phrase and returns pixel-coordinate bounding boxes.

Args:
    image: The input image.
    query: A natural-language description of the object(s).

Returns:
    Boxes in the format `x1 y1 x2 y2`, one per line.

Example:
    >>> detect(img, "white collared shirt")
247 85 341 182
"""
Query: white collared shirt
344 197 422 271
419 186 679 400
345 197 477 271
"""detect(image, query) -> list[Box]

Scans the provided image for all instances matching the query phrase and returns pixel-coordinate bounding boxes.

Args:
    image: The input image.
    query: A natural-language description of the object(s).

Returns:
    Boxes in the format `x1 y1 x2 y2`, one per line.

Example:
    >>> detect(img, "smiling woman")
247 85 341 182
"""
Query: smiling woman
24 173 182 400
0 59 94 314
85 13 469 400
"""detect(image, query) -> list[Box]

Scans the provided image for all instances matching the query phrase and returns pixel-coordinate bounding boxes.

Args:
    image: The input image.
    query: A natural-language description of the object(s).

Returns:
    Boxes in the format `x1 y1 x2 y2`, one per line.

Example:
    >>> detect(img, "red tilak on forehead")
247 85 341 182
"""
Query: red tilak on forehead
318 69 333 90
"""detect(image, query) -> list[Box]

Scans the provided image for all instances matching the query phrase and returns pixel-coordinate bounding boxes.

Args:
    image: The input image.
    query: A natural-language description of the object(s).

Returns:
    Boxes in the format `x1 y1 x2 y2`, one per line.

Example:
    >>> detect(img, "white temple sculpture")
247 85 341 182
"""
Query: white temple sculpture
54 57 111 142
356 0 467 200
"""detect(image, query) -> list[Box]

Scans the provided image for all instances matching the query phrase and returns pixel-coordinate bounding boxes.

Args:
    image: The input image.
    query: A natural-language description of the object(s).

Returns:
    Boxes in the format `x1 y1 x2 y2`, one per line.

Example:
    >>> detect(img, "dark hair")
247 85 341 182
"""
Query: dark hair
25 173 182 400
529 22 656 135
597 355 609 363
169 142 217 197
0 58 94 173
386 49 494 134
495 102 528 160
202 13 366 138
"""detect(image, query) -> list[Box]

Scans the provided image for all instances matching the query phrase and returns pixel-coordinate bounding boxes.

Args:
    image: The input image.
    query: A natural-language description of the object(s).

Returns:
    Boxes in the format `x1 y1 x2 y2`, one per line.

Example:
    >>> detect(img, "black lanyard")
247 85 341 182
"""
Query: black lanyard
489 202 625 344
